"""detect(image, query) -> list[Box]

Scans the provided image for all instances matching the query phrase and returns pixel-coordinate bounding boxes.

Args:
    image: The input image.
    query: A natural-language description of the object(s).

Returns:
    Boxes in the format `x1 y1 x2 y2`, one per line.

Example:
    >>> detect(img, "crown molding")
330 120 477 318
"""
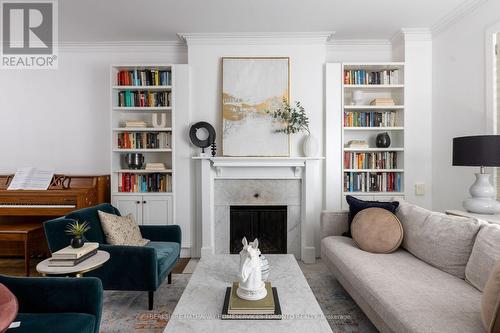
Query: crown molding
58 41 186 52
432 0 488 35
177 32 336 45
327 39 391 46
391 28 432 43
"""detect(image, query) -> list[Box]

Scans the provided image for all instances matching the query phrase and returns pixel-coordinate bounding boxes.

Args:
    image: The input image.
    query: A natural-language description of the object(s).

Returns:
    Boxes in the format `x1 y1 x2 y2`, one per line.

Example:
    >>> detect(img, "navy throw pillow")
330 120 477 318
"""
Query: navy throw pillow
344 195 399 237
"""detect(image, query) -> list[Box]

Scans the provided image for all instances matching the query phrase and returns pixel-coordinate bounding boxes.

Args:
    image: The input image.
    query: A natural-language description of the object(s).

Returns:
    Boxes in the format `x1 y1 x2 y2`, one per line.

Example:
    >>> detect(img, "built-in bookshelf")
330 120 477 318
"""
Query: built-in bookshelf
340 63 406 208
110 65 175 225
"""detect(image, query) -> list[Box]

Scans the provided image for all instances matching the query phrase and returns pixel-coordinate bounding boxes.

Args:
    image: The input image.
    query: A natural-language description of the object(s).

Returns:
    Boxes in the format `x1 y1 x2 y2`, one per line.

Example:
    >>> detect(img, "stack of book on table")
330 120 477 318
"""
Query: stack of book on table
48 242 99 267
222 282 282 320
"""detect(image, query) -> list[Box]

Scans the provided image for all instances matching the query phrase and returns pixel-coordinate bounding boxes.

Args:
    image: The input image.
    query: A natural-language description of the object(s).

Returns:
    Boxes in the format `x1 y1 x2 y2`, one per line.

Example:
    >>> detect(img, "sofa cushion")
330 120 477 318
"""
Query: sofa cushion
322 236 483 333
66 203 119 244
482 261 500 333
146 241 180 281
98 211 149 246
466 224 500 291
351 208 403 253
14 313 96 333
396 200 482 279
345 195 399 237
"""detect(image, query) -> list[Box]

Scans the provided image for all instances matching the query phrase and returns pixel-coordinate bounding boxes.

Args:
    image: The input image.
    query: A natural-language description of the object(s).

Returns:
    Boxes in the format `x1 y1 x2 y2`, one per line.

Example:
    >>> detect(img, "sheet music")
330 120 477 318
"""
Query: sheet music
7 167 55 190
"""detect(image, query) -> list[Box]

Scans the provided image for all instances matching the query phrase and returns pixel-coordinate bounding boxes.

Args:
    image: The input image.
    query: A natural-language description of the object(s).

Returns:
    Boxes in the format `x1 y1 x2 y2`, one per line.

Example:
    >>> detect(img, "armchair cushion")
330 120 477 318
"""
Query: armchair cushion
13 313 95 333
66 203 120 244
140 225 181 244
146 241 180 281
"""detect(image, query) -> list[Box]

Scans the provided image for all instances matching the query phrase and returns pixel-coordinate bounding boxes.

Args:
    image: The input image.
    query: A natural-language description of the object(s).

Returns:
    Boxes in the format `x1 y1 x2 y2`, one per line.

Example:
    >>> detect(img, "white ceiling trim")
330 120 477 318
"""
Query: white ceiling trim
327 39 391 46
177 32 336 45
391 28 432 44
58 41 186 53
431 0 489 35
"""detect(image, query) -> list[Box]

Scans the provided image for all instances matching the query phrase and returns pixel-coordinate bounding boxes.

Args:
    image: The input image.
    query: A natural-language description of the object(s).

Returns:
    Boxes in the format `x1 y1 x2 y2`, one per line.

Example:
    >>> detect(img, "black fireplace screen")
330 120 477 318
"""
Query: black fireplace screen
229 205 287 254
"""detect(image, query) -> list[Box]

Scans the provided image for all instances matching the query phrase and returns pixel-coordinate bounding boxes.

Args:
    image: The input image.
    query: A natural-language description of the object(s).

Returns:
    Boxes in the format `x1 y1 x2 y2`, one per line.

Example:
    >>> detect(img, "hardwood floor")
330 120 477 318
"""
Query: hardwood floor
0 257 191 277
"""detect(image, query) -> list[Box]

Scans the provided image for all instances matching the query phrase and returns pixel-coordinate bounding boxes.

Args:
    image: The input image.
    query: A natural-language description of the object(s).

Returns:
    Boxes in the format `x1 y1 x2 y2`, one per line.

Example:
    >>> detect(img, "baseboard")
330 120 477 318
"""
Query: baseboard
301 246 316 263
180 248 191 258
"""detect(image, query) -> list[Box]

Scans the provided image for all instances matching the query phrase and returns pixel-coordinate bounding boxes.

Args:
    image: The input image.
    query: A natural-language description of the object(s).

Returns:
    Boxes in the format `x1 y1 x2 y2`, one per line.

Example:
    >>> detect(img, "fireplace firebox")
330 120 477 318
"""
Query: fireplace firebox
229 205 287 254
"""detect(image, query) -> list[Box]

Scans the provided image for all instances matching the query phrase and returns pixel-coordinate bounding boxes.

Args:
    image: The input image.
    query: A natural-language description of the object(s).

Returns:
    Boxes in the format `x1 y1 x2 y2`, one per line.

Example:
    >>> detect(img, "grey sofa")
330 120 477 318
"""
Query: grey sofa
321 199 500 333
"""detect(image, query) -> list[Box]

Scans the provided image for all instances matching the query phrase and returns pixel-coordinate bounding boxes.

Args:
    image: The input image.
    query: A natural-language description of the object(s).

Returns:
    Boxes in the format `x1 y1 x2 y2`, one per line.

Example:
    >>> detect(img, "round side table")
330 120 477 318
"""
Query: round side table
36 250 110 277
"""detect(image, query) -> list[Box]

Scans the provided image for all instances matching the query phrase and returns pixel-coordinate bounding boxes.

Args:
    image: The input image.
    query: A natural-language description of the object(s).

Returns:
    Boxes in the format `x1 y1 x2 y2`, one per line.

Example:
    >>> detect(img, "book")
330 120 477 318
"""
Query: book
145 163 166 171
7 167 54 190
370 98 395 106
344 69 400 85
48 249 97 267
117 69 171 86
228 282 275 314
125 120 147 128
51 242 99 260
345 140 369 149
221 284 282 320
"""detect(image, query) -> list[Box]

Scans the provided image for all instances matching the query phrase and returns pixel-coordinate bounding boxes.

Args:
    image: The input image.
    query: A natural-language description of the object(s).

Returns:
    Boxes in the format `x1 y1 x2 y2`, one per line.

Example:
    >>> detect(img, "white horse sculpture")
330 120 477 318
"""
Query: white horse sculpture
237 237 267 301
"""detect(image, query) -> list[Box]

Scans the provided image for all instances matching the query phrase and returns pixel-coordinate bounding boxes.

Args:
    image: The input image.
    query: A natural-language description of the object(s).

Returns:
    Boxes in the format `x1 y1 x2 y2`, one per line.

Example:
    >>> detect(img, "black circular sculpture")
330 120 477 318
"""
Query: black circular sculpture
189 122 216 154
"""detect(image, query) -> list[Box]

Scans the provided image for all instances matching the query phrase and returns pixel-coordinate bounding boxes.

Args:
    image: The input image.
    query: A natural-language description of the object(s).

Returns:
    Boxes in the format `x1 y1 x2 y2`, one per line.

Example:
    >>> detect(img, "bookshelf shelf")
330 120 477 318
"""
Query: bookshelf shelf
113 107 172 112
112 127 172 132
112 85 172 90
343 105 404 110
113 169 173 174
110 64 178 226
337 62 406 209
343 127 404 131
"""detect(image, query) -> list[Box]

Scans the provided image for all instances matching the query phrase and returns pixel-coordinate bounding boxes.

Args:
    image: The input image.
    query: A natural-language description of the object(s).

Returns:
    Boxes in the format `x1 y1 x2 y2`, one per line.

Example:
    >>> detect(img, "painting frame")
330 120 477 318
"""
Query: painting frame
221 57 291 157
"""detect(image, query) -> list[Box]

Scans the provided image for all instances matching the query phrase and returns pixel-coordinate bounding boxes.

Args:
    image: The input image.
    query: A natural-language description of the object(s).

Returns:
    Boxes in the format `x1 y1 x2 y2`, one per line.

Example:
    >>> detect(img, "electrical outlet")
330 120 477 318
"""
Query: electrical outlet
415 183 425 196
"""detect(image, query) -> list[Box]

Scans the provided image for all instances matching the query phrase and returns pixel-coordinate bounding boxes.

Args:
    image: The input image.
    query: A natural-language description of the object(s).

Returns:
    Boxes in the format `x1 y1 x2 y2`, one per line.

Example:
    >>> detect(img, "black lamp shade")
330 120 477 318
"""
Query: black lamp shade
452 135 500 167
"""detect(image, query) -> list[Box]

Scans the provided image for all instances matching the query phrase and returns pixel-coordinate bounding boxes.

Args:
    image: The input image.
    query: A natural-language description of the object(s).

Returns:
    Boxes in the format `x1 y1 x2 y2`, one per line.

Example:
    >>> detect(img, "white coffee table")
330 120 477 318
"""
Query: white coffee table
36 250 110 277
164 254 333 333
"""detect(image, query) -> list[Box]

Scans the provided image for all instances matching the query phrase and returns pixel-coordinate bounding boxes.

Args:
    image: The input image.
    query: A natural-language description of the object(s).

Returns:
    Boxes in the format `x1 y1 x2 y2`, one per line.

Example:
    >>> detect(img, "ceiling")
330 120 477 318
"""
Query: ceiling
59 0 473 42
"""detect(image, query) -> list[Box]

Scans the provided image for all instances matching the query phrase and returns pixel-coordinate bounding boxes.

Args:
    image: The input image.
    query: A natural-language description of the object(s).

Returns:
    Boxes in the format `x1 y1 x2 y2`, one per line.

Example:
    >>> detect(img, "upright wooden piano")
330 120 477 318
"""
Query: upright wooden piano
0 174 110 258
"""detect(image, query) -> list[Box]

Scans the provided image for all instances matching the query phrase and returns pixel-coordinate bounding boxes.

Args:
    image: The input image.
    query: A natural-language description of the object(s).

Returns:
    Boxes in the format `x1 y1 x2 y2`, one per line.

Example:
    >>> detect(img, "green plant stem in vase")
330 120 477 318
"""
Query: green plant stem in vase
65 221 91 248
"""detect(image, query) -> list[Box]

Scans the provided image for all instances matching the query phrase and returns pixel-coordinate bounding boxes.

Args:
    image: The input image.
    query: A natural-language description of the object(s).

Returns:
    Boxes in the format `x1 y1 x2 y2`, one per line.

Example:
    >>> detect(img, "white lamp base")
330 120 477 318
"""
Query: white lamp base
463 173 500 214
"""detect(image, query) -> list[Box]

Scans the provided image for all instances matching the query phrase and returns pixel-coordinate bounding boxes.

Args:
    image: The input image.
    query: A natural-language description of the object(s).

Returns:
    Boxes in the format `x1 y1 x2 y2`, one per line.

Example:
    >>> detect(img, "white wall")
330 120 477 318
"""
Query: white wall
432 1 500 212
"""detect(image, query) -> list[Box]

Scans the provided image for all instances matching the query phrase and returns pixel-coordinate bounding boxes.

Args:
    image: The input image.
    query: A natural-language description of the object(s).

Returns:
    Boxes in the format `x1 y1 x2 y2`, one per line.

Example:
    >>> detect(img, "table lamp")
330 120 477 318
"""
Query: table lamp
452 135 500 214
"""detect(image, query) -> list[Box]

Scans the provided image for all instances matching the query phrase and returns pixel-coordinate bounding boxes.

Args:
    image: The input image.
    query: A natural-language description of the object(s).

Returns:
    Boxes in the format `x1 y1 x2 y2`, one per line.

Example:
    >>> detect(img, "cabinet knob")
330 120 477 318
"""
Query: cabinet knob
254 193 260 198
136 201 140 204
143 200 147 204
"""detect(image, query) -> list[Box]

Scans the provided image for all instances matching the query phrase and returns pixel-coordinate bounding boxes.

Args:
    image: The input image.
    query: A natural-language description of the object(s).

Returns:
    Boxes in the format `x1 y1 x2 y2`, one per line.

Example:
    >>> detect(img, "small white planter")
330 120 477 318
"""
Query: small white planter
303 134 319 157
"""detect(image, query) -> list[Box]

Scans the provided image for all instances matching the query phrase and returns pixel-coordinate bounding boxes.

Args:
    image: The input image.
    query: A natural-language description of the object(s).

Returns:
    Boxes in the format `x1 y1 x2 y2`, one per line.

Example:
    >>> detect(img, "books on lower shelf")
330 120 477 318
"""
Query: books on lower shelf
117 132 171 149
344 152 398 169
221 282 282 320
117 69 171 86
119 173 172 192
344 111 396 127
118 91 171 107
344 69 399 85
344 172 402 192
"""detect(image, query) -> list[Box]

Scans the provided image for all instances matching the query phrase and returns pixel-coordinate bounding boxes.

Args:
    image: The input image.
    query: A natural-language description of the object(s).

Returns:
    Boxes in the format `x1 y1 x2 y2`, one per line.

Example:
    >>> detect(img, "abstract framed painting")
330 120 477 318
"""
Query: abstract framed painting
222 57 290 157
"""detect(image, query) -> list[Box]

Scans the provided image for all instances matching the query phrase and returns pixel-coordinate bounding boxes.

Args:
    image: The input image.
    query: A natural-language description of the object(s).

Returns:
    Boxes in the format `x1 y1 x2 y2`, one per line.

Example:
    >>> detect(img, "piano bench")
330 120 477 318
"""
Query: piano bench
0 223 45 277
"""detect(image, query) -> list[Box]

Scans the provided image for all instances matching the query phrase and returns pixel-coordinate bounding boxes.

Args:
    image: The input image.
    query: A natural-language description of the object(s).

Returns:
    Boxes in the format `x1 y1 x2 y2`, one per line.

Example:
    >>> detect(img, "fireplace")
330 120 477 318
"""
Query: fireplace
230 206 287 254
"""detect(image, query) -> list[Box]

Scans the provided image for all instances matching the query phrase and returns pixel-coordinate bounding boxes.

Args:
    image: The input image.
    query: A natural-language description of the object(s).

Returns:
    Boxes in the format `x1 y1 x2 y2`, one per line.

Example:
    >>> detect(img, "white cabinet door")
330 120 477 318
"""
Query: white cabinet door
142 195 173 225
112 195 143 224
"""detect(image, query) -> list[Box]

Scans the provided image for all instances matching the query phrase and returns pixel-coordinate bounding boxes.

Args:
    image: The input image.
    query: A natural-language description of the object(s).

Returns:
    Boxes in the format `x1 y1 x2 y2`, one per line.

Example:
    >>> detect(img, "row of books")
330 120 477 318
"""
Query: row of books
117 132 171 149
344 152 398 169
117 91 171 107
117 69 171 86
118 173 172 192
48 242 99 267
344 111 397 127
344 69 400 85
344 172 403 192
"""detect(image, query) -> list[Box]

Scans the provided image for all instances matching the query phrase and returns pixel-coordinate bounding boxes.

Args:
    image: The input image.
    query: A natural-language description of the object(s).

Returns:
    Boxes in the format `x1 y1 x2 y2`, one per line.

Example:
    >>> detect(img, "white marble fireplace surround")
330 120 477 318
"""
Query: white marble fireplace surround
193 157 323 263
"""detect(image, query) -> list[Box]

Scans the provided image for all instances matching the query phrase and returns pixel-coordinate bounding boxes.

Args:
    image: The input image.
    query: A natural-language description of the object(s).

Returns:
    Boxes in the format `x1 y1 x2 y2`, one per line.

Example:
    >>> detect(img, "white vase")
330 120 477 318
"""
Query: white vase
303 134 319 157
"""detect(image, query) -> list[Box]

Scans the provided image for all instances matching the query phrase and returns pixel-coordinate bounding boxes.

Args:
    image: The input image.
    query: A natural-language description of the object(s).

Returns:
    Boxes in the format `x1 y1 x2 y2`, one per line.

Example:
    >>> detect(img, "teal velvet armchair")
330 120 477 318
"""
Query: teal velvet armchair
43 203 181 310
0 275 102 333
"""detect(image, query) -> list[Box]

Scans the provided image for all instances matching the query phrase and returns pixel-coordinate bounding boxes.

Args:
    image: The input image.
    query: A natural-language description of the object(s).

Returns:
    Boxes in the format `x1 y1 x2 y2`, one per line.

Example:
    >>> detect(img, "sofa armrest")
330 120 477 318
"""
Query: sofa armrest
139 225 181 244
0 275 102 320
321 211 349 239
95 244 158 290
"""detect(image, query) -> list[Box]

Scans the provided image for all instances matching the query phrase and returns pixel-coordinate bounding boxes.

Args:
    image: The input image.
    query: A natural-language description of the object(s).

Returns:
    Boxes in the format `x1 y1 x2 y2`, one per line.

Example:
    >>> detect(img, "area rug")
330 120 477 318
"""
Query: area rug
100 259 377 333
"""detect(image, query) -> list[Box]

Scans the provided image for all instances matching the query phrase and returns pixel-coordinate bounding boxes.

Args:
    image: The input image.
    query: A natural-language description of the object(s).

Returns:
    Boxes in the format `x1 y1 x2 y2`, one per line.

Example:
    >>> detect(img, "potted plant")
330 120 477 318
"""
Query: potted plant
266 98 318 157
65 221 91 248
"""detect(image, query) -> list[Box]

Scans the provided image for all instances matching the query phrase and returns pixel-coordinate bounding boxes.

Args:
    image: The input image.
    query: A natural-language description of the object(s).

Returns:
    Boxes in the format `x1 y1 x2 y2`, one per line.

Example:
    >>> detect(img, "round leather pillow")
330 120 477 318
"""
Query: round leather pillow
351 207 403 253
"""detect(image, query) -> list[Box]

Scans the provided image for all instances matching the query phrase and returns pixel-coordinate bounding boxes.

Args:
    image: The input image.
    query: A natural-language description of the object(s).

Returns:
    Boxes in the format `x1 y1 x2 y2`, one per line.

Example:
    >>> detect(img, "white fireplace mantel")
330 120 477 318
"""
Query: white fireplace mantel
193 156 324 263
